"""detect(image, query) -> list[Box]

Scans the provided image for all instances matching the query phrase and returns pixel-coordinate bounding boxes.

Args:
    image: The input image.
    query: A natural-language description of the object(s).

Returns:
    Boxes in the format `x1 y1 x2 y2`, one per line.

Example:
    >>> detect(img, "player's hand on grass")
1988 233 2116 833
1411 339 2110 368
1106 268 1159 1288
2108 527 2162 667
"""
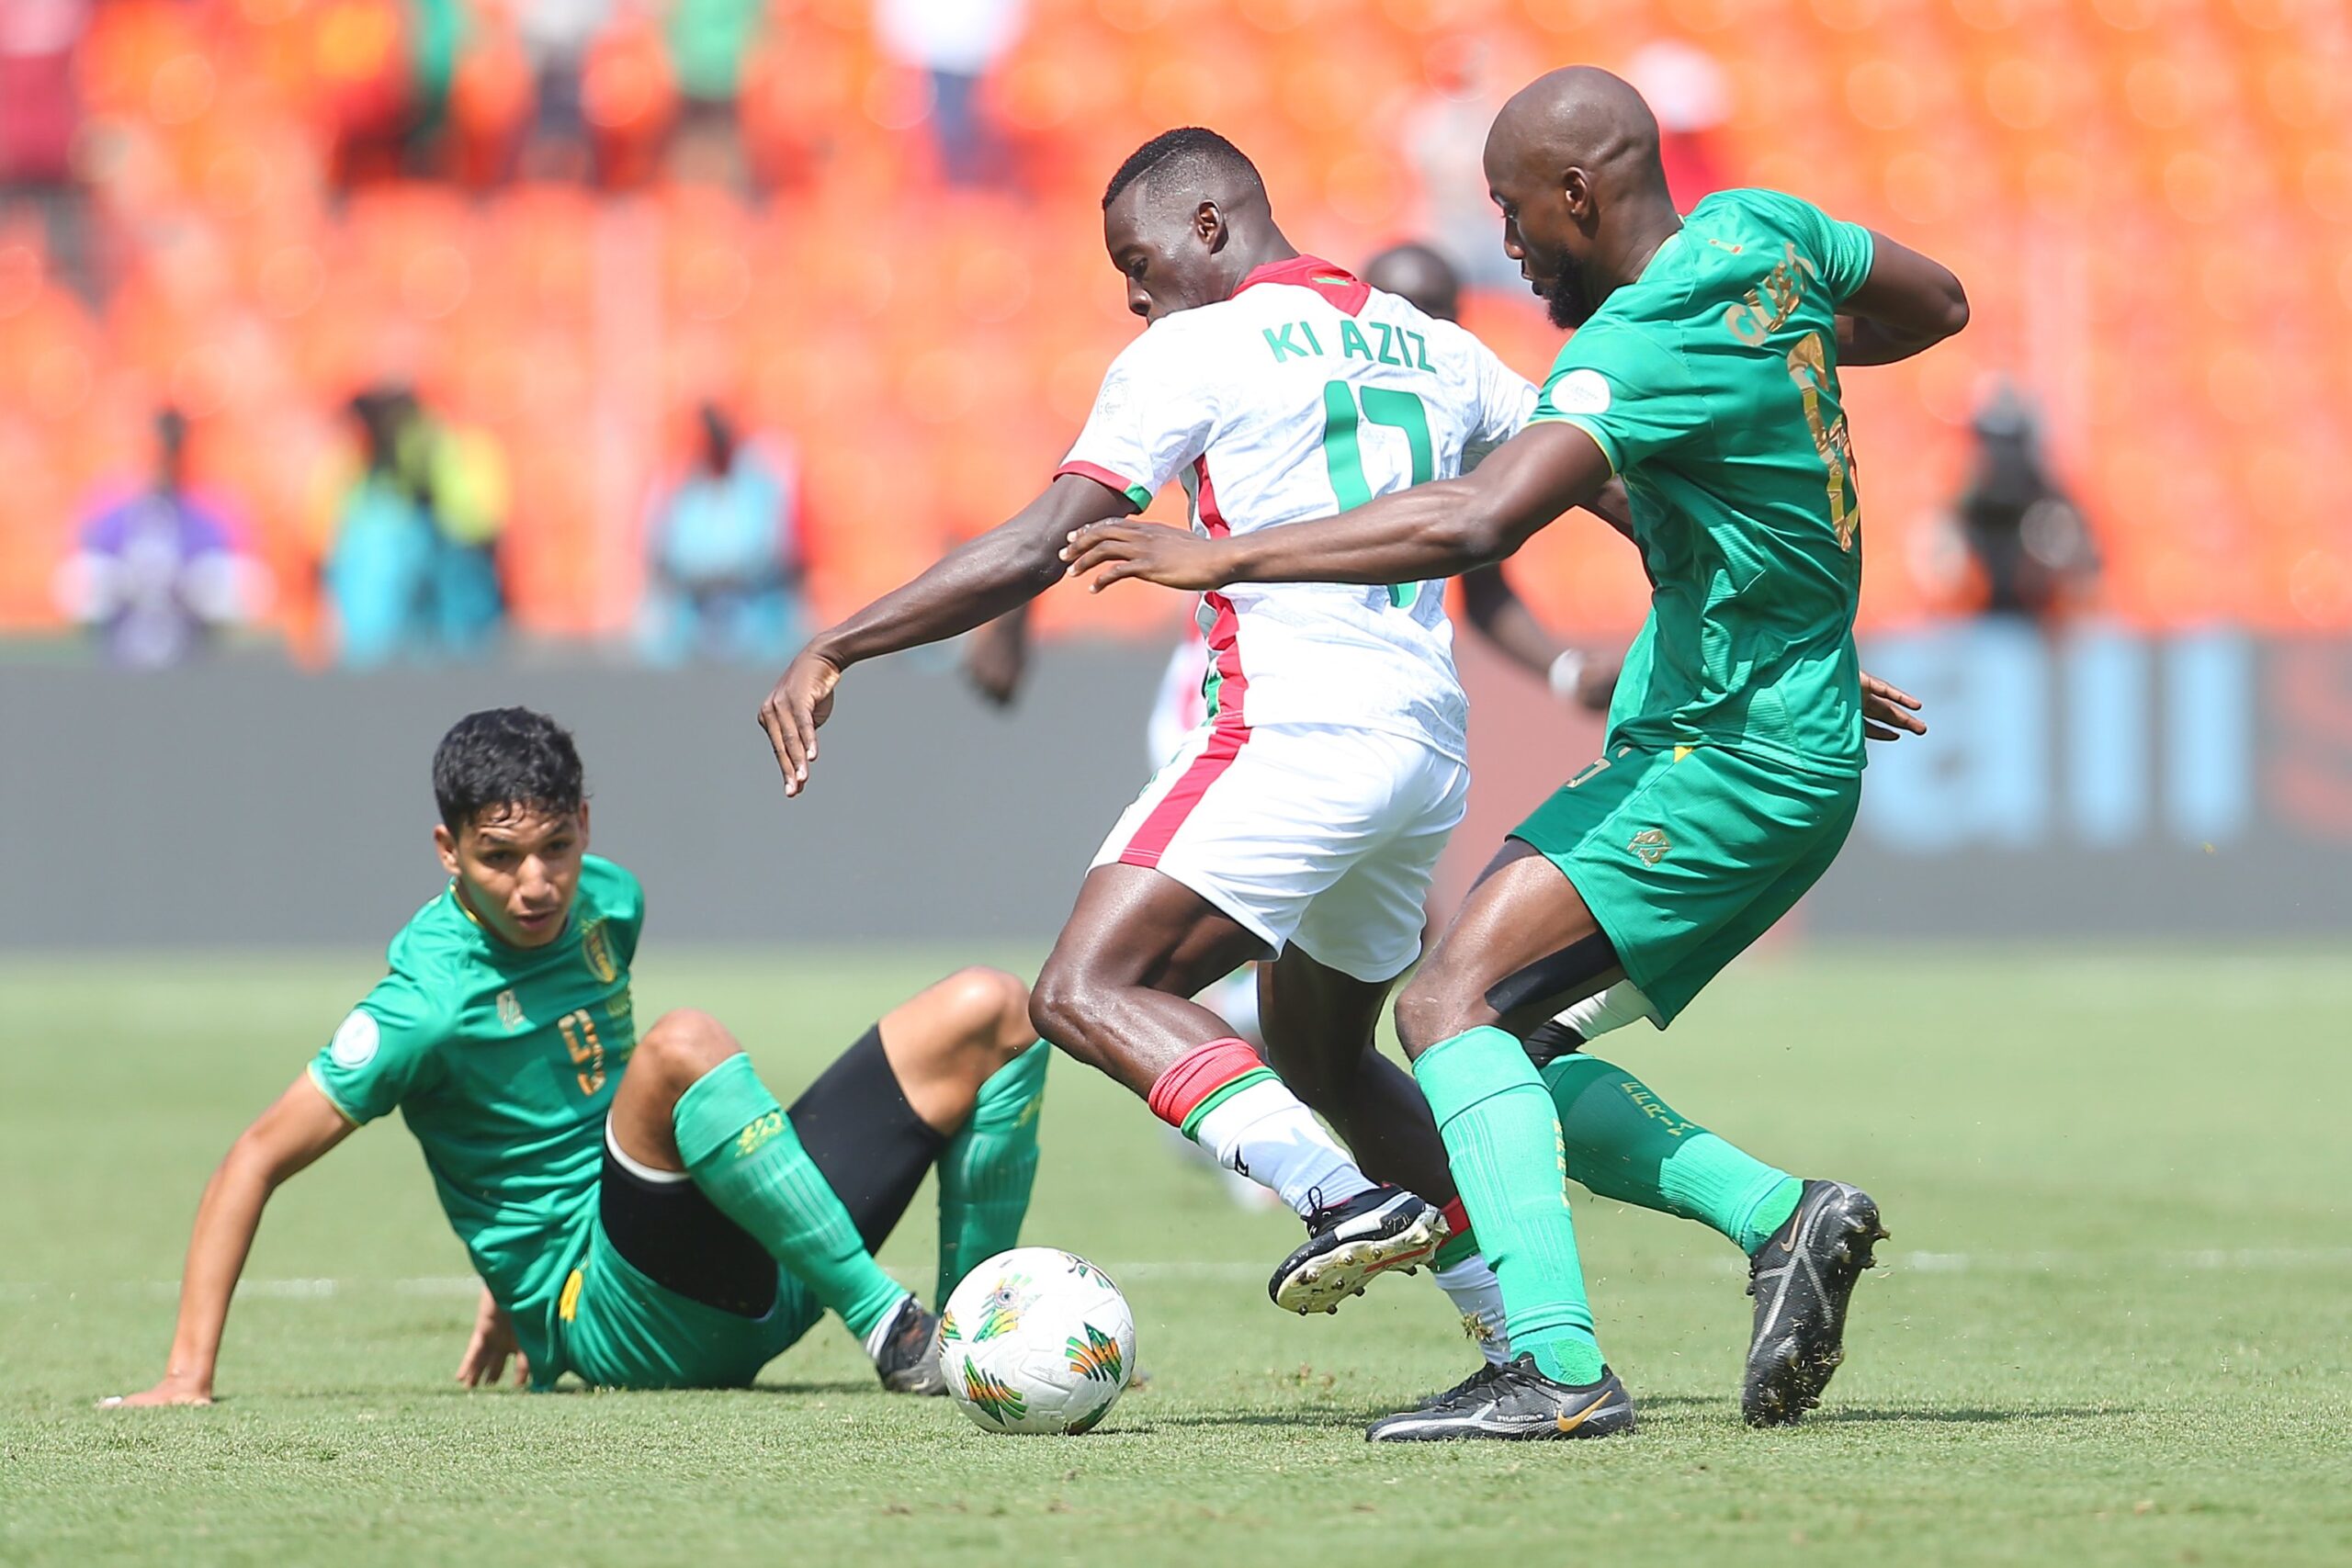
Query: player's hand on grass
456 1288 528 1390
759 649 843 797
1860 671 1927 742
100 1374 213 1407
1060 522 1232 593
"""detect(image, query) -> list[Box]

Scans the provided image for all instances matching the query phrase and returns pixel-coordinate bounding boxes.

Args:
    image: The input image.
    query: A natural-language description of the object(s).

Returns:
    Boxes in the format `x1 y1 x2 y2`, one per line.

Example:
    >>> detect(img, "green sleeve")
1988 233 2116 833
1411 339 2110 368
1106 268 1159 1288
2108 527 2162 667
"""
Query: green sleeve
308 972 448 1125
1748 188 1875 303
1529 323 1708 475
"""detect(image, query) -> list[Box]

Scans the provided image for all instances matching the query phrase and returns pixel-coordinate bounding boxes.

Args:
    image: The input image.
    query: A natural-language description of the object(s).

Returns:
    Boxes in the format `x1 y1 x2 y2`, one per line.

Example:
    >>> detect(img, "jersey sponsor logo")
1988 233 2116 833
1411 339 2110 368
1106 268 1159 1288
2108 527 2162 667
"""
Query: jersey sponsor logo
581 919 618 985
1630 829 1672 866
496 989 528 1032
329 1010 379 1069
1550 368 1612 416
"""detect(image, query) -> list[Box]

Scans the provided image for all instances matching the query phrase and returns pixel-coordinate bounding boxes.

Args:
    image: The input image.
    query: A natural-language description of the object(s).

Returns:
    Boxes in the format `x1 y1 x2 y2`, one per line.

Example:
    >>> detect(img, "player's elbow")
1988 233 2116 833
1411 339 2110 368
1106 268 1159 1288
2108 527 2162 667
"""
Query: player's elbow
1930 275 1971 341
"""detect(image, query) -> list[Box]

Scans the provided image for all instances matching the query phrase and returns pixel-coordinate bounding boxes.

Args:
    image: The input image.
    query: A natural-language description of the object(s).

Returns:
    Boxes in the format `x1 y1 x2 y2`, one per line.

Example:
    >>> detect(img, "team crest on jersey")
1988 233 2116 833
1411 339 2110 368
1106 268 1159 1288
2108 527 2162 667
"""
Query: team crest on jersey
496 989 528 1032
580 919 617 984
1630 829 1671 866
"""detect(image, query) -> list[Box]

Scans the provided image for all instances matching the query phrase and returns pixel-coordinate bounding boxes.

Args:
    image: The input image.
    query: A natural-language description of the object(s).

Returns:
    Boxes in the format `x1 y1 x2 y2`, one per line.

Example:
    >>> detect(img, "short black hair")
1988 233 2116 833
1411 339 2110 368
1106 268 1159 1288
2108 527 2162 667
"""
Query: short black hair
1102 126 1263 210
432 707 586 831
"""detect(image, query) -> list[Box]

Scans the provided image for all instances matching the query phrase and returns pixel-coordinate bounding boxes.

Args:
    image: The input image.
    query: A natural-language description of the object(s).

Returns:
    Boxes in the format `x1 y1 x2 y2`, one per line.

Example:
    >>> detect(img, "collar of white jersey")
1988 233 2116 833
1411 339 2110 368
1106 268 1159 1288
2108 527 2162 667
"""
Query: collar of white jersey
1230 254 1370 316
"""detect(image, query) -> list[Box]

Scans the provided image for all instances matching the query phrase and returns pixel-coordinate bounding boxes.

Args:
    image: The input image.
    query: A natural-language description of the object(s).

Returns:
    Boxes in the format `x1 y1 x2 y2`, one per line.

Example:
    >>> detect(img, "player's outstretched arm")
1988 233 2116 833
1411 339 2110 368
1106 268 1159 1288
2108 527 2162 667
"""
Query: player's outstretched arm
1838 233 1969 367
1063 422 1611 594
102 1075 354 1407
759 475 1136 795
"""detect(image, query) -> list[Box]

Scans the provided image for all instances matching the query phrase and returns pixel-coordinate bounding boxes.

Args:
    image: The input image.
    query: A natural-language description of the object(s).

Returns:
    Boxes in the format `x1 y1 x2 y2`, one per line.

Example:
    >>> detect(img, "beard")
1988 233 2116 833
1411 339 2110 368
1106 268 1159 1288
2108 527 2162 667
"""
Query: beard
1539 259 1595 329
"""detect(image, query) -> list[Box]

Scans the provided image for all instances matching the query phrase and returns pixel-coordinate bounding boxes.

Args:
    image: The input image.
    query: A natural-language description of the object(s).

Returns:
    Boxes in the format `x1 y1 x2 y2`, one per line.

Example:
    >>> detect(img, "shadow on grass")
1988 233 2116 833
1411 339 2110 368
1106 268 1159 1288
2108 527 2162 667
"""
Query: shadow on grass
1811 1404 2132 1426
1133 1393 1724 1433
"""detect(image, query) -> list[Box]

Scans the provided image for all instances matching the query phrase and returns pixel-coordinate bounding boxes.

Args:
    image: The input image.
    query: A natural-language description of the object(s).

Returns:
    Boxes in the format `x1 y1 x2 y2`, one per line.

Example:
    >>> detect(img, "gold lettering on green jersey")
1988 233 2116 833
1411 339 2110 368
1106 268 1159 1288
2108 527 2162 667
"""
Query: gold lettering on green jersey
1785 331 1859 550
1724 243 1824 345
1339 319 1374 360
559 1009 606 1096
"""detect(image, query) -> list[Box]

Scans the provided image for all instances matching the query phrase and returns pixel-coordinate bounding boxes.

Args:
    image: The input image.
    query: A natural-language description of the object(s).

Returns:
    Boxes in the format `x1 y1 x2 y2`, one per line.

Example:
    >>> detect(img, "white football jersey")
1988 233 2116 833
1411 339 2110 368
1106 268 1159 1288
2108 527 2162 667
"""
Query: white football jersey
1059 256 1536 761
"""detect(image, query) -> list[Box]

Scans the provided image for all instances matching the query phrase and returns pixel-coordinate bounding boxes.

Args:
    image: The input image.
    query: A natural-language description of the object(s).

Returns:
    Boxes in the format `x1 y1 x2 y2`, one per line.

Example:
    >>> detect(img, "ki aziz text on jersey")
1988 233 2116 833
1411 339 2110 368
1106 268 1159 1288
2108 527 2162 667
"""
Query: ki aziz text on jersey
1261 314 1434 372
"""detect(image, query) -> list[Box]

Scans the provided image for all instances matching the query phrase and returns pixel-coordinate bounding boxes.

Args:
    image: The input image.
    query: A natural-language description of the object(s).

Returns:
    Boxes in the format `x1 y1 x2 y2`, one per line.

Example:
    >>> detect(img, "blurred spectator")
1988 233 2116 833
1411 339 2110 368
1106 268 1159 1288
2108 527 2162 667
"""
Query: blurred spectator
1951 380 2101 621
0 0 91 297
876 0 1024 188
581 3 677 189
323 388 509 666
1625 40 1733 210
637 402 803 665
663 0 763 186
517 0 612 180
1401 38 1518 291
447 0 536 187
55 409 264 669
312 0 417 186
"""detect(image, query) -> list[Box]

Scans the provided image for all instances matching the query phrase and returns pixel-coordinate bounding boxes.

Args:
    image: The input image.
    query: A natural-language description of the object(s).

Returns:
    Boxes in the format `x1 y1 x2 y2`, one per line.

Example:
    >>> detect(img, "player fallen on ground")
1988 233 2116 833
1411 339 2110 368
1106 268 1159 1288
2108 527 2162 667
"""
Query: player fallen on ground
105 707 1046 1405
1065 67 1962 1439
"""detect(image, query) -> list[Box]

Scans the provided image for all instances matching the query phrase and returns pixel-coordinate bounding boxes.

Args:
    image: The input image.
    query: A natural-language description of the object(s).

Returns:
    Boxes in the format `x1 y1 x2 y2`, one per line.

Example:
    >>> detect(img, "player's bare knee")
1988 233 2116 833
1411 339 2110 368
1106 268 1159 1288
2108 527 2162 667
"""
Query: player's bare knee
941 966 1035 1064
1393 976 1473 1058
639 1008 740 1087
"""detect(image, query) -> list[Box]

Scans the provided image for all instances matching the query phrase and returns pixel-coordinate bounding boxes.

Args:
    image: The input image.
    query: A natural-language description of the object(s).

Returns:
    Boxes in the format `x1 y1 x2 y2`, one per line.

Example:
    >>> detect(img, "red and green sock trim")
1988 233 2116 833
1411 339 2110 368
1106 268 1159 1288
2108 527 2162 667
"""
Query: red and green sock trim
1148 1038 1279 1140
1433 1198 1478 1269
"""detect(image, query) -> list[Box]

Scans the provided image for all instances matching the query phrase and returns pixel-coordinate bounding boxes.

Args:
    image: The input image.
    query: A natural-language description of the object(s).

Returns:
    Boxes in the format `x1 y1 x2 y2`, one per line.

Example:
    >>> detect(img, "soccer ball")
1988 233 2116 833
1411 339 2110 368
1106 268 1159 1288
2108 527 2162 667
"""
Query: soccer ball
938 1247 1136 1436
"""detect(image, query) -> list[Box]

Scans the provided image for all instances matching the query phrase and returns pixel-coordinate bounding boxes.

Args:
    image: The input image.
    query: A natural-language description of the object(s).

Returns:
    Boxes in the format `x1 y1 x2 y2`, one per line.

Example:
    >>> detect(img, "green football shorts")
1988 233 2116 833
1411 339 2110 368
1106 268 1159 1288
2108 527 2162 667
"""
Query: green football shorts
1510 742 1860 1026
556 1210 820 1391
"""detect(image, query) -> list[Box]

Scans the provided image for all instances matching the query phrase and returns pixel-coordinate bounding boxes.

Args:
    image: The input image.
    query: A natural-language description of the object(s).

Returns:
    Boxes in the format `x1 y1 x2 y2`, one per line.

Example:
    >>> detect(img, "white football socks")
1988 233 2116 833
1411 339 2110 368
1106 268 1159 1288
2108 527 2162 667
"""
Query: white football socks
1434 1254 1512 1366
1188 1079 1377 1217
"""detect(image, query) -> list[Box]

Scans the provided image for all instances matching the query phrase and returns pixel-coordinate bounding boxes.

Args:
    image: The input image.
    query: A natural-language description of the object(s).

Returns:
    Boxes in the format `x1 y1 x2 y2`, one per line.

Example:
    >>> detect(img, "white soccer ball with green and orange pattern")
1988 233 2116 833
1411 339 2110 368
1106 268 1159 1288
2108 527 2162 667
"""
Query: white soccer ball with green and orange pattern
938 1247 1136 1436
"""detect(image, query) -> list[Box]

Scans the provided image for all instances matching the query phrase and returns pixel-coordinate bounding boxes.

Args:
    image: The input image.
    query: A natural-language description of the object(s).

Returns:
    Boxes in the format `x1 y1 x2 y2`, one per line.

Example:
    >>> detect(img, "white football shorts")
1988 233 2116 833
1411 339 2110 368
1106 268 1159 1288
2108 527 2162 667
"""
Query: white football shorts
1091 721 1469 983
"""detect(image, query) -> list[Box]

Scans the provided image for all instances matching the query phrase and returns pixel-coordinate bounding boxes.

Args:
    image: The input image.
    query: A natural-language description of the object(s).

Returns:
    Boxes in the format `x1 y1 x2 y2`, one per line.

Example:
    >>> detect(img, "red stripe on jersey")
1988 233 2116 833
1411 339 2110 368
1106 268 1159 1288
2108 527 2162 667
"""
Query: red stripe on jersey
1119 456 1251 871
1054 460 1145 502
1193 457 1249 731
1232 254 1371 316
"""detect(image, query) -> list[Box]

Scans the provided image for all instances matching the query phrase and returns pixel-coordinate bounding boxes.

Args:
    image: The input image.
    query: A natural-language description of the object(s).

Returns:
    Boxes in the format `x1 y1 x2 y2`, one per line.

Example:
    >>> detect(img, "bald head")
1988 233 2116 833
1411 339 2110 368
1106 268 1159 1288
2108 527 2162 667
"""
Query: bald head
1487 67 1669 205
1363 243 1461 322
1481 67 1680 328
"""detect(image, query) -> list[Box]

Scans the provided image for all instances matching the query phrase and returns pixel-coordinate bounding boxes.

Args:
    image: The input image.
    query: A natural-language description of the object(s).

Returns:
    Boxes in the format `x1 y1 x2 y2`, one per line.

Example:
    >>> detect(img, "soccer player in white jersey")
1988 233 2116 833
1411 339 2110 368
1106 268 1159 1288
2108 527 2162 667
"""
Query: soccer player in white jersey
761 129 1605 1328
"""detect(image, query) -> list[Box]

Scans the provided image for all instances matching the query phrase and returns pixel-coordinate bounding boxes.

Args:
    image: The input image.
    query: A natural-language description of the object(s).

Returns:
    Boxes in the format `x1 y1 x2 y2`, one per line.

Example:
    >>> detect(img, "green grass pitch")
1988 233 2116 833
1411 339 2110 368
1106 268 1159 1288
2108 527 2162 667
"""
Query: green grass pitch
5 945 2349 1566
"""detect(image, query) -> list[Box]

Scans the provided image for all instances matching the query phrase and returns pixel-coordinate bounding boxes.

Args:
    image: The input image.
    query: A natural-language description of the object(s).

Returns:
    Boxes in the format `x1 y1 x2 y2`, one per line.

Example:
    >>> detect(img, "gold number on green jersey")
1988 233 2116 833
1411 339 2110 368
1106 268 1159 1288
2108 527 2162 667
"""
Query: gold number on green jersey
1319 379 1434 607
1784 332 1859 551
558 1010 605 1096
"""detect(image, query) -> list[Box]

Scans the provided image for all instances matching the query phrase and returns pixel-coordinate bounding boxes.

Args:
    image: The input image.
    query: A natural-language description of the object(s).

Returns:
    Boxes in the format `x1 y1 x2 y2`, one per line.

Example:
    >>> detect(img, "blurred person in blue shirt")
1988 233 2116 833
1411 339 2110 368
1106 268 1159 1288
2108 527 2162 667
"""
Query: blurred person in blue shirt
638 401 803 664
324 388 509 666
58 408 264 669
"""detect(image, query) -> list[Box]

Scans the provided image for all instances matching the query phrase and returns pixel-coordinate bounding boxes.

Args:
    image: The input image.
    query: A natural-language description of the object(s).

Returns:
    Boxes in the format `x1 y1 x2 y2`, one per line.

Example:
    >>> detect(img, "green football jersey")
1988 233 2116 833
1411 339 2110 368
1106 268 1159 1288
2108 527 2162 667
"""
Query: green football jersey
309 856 644 1382
1532 188 1877 775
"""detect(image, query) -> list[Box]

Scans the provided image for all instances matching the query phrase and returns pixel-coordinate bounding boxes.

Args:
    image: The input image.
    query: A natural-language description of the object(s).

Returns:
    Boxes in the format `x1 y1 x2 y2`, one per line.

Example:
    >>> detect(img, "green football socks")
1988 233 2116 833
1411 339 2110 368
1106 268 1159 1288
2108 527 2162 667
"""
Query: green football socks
935 1040 1050 1305
675 1053 909 1342
1542 1055 1802 1256
1414 1026 1605 1386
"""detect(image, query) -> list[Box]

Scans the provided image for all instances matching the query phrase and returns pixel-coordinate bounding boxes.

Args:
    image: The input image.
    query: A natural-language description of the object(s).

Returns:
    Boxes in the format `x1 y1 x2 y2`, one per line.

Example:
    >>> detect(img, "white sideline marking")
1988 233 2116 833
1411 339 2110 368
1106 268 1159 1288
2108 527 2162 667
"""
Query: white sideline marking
6 1247 2351 1305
